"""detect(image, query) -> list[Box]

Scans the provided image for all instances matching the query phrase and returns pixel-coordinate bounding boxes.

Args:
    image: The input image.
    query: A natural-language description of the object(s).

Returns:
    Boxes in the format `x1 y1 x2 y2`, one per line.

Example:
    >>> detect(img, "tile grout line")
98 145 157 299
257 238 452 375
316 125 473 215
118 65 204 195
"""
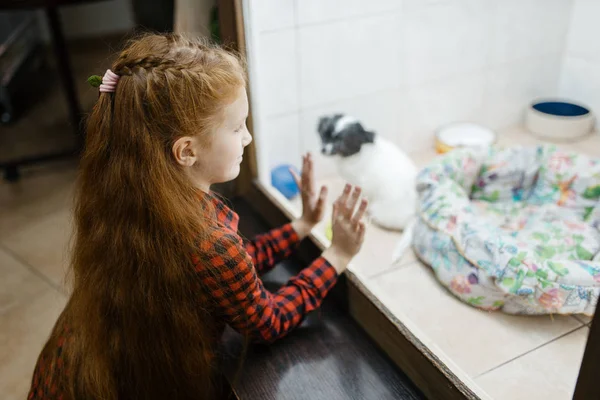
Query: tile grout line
264 85 403 121
0 243 66 296
366 259 420 280
263 48 559 122
573 314 593 325
259 7 404 34
292 0 304 154
473 324 588 379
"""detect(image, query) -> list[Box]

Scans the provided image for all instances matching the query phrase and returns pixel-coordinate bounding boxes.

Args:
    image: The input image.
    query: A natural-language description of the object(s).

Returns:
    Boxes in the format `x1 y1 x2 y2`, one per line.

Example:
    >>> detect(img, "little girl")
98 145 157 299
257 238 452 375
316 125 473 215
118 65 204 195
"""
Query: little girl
27 33 367 400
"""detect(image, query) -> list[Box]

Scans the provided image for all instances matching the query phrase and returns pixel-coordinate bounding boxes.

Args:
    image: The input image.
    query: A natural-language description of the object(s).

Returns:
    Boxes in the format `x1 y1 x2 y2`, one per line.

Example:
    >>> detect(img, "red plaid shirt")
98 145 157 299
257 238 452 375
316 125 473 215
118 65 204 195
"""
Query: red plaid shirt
196 193 338 343
28 193 338 399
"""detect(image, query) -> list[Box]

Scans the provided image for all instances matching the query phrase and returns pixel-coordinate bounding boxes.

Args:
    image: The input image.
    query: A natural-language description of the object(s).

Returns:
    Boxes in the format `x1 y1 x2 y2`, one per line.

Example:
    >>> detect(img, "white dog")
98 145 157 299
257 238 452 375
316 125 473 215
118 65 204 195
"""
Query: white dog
317 114 417 263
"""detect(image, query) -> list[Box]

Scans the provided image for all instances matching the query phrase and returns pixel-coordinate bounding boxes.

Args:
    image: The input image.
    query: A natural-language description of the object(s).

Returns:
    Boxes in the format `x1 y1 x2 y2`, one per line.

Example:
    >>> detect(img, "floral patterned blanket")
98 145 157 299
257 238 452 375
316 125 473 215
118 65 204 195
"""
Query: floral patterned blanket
413 145 600 315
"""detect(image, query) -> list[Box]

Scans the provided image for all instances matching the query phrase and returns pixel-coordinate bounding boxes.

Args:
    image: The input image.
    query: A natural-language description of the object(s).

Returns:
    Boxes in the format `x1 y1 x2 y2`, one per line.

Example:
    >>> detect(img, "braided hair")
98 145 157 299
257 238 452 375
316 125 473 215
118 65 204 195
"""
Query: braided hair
35 33 246 400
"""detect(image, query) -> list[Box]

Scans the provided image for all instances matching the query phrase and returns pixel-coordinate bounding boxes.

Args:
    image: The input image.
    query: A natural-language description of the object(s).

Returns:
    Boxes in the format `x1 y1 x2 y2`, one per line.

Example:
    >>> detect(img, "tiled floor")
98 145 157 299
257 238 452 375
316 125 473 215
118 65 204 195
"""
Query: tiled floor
0 36 116 400
0 162 75 400
368 263 585 377
475 327 589 400
284 126 599 400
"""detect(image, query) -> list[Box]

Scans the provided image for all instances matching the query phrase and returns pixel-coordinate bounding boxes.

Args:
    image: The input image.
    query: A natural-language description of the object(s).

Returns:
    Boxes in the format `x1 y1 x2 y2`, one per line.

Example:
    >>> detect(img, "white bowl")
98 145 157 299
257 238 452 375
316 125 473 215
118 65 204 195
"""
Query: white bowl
435 122 496 154
525 100 595 141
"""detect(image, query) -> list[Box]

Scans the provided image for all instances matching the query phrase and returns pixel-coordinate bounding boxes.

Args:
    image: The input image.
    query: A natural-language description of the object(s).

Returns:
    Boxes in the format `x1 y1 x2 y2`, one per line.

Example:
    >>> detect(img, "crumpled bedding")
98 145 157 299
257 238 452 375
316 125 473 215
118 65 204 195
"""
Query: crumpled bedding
413 145 600 315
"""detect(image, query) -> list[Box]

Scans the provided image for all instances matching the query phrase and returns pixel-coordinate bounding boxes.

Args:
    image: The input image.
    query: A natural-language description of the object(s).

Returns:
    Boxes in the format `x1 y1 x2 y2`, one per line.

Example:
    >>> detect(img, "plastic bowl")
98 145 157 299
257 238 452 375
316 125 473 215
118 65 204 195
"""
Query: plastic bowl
271 164 300 199
435 122 497 154
525 100 595 140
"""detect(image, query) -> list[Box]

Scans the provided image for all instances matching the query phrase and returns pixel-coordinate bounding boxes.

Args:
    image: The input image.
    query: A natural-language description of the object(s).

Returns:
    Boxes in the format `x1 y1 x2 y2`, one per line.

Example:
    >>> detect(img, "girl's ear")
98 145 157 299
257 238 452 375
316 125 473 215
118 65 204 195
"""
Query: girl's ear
172 136 198 167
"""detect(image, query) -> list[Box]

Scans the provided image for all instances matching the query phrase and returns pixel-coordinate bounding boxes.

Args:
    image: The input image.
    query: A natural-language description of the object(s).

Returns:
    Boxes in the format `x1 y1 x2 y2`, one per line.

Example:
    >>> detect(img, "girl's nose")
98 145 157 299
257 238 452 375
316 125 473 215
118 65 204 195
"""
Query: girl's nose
243 129 252 146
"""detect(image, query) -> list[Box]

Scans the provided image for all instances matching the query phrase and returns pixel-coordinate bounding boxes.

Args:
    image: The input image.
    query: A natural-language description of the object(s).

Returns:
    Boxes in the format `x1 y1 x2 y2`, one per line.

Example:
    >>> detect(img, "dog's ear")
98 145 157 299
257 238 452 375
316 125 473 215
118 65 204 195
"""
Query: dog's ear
337 123 371 156
351 125 375 143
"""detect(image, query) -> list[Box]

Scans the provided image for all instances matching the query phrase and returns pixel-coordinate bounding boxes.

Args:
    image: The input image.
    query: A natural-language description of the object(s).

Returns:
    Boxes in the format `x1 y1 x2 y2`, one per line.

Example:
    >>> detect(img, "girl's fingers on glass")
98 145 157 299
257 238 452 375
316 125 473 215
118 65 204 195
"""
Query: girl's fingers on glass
337 184 351 209
290 168 301 188
302 156 310 188
306 154 316 195
318 185 327 201
346 187 361 215
358 222 366 239
341 186 359 218
315 186 327 215
352 199 368 225
332 202 340 220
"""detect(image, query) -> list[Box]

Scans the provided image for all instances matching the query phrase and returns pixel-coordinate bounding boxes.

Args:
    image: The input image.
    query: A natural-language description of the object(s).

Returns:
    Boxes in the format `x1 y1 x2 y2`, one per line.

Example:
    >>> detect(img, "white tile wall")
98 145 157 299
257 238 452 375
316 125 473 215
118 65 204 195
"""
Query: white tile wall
559 57 600 119
403 0 452 12
490 0 572 65
261 113 302 171
402 0 492 85
250 0 295 32
255 30 299 116
296 0 401 26
559 0 600 125
297 13 402 108
564 0 600 62
484 54 563 129
298 109 337 177
402 71 487 146
247 0 582 180
300 88 403 151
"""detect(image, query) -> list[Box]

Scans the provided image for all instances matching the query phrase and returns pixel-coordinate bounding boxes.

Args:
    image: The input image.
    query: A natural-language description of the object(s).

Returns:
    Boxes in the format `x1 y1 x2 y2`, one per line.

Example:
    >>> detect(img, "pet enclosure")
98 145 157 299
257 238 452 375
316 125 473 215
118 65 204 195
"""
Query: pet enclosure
222 1 600 398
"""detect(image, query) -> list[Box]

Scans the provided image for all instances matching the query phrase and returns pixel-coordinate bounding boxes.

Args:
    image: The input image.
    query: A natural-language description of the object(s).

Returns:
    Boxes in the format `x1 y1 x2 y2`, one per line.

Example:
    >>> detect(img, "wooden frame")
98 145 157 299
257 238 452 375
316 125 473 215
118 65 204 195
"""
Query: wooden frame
217 1 600 399
573 305 599 399
217 0 257 197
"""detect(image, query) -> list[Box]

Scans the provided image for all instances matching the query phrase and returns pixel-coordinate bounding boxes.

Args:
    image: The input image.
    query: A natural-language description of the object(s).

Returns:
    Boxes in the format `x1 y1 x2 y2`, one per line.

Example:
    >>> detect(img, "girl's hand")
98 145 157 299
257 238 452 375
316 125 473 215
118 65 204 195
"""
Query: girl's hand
290 153 327 239
322 184 368 274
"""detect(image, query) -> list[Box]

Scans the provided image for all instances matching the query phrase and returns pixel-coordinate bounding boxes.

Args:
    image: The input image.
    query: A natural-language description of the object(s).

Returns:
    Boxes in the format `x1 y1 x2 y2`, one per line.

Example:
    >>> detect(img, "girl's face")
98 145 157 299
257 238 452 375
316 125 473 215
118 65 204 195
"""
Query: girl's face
174 86 252 191
202 86 252 186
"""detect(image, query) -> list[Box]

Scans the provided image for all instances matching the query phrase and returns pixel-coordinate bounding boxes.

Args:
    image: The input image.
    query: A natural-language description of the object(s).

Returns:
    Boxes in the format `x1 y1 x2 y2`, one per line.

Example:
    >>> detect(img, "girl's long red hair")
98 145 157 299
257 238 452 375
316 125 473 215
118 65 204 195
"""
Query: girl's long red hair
37 33 246 399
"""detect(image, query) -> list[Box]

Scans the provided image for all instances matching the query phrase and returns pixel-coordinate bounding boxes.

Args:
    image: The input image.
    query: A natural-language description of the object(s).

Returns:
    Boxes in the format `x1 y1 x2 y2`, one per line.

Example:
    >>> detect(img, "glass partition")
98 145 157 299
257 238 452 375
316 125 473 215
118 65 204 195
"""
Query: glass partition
242 1 599 398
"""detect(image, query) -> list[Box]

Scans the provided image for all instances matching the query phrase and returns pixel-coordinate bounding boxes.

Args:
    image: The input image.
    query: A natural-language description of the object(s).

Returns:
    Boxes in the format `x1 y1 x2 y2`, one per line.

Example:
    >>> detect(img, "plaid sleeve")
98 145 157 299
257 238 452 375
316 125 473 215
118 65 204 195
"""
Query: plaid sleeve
199 230 338 343
28 333 68 400
243 223 301 275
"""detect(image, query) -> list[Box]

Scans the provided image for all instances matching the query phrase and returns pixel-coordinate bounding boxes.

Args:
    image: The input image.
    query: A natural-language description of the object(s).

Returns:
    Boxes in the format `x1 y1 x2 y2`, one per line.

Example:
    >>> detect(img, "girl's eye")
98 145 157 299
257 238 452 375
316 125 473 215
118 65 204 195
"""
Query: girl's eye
235 124 244 133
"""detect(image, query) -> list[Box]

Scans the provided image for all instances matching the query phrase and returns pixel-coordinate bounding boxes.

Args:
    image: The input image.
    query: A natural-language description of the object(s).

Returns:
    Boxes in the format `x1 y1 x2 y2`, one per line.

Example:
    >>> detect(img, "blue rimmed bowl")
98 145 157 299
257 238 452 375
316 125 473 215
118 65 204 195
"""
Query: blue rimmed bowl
525 99 595 140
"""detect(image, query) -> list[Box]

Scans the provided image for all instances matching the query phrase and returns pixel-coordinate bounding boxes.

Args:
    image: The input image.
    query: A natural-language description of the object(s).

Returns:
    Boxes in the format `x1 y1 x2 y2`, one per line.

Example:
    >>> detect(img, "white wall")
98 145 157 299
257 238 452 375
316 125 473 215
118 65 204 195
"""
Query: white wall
247 0 573 177
559 0 600 127
37 0 134 40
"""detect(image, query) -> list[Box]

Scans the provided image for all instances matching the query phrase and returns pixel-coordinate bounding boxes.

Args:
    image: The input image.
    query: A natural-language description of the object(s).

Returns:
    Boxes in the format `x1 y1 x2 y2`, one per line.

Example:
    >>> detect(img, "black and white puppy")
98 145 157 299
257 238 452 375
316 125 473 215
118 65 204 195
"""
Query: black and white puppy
318 115 376 158
318 114 418 262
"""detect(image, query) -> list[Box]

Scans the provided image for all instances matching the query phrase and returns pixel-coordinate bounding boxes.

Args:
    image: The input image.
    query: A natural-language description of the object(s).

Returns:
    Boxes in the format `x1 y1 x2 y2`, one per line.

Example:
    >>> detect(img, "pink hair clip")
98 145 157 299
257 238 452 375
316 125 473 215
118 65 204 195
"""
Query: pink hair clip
99 69 120 93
